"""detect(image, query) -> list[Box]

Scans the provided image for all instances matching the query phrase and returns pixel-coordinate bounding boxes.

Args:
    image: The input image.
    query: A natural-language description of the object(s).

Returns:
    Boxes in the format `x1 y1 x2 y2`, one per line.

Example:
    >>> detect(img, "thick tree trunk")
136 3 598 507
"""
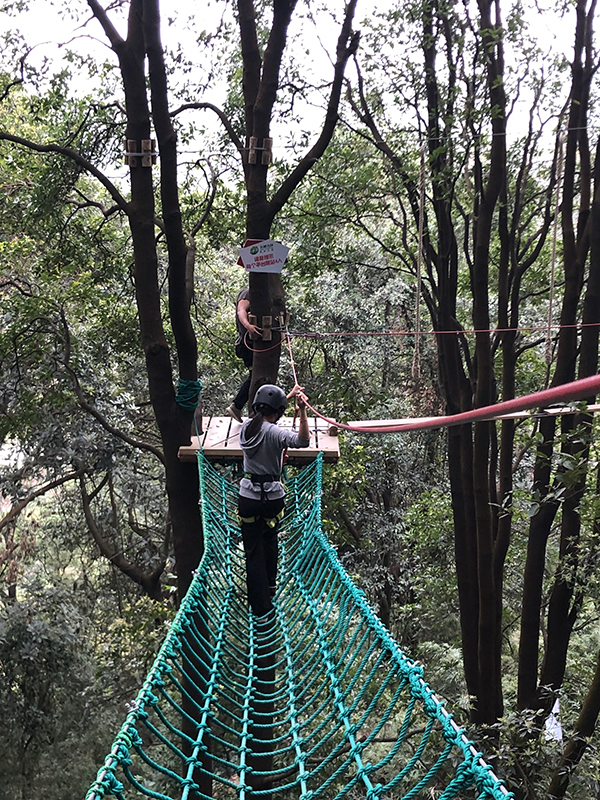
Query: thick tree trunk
517 0 596 716
237 0 359 396
539 134 600 697
88 0 203 599
448 424 480 701
517 437 559 710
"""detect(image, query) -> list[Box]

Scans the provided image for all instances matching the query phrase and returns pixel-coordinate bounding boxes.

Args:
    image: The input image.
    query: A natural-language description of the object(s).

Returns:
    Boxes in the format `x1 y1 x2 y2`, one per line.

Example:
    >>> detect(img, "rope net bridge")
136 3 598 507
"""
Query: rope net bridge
86 452 510 800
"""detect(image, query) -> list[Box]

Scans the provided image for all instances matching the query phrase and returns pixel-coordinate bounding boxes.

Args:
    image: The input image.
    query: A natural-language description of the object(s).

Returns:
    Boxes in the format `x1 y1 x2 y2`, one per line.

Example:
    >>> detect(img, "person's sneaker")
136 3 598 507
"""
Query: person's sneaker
226 404 243 423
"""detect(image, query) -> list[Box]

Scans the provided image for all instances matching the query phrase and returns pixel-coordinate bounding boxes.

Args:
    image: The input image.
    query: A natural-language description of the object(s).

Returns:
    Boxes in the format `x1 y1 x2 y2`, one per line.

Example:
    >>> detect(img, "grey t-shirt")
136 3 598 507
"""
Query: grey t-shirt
235 287 249 345
239 418 310 500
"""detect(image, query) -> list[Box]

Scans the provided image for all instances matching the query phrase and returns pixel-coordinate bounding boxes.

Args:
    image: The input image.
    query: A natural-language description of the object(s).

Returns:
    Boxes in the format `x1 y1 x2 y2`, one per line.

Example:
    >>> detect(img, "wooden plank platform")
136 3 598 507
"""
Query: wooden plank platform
178 415 340 464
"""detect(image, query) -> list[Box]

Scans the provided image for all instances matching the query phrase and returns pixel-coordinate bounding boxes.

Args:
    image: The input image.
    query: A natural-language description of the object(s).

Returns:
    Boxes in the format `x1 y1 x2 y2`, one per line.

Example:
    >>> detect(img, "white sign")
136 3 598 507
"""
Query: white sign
238 240 289 273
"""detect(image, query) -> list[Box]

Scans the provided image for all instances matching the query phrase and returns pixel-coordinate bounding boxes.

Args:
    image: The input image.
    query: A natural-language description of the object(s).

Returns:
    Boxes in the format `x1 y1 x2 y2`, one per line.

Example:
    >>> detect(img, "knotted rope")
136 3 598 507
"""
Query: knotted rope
86 453 511 800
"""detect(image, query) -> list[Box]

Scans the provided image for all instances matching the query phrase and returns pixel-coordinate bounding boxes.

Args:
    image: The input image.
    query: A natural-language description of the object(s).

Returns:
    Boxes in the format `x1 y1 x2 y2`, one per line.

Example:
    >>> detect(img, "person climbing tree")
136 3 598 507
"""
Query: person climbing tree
238 383 309 619
227 287 262 422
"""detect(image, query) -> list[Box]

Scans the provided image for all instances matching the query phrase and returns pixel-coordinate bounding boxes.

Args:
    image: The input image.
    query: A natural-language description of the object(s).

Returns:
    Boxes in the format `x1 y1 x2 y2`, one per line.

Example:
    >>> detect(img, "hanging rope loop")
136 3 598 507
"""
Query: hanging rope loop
546 131 565 366
412 141 427 380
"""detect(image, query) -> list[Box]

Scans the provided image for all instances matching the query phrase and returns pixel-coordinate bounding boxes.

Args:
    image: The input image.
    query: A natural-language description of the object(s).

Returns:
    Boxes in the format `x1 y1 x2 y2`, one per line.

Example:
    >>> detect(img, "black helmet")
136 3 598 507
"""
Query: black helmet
252 384 288 415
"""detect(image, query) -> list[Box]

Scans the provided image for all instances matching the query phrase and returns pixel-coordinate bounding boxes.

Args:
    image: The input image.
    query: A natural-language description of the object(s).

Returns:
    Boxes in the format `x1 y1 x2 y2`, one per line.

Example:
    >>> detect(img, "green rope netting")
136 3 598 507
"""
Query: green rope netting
86 453 512 800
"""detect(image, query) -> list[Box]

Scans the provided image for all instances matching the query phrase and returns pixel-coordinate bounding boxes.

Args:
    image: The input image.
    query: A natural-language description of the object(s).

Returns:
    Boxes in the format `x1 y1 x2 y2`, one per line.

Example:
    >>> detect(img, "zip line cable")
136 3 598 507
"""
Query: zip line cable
287 321 600 339
299 374 600 434
238 323 599 434
285 331 600 434
243 322 600 348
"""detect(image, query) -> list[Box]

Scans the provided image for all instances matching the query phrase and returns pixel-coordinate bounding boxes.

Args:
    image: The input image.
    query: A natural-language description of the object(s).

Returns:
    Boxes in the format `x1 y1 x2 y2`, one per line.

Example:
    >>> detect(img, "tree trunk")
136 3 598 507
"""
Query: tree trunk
236 0 359 396
517 0 596 716
546 650 600 800
88 0 204 599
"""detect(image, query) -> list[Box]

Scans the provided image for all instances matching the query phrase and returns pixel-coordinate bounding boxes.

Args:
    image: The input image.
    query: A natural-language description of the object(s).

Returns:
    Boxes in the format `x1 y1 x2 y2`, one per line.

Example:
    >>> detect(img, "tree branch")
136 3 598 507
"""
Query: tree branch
253 0 298 137
143 0 197 382
237 0 262 138
170 102 244 154
86 0 126 50
270 1 359 215
79 475 164 598
0 469 85 534
59 308 166 464
0 132 130 212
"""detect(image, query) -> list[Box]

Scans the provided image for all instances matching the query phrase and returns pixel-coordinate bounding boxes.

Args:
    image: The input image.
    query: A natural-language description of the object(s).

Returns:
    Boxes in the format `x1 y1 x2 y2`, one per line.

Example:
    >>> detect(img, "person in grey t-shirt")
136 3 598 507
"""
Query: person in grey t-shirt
226 287 262 422
238 383 310 618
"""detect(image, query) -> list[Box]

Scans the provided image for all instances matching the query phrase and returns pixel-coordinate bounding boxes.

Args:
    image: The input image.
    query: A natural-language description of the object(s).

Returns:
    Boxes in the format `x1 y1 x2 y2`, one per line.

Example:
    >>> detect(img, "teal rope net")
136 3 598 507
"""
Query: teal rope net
86 453 512 800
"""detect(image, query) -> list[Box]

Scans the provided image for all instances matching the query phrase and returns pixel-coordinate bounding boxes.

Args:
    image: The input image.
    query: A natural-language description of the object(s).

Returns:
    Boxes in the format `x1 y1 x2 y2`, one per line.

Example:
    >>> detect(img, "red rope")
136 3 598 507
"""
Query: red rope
285 324 600 432
290 322 600 339
300 375 600 434
243 332 283 353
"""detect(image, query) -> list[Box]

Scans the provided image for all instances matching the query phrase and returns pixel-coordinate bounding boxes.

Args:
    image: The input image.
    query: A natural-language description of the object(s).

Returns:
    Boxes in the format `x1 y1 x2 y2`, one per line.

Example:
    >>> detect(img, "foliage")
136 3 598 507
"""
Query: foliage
0 579 94 798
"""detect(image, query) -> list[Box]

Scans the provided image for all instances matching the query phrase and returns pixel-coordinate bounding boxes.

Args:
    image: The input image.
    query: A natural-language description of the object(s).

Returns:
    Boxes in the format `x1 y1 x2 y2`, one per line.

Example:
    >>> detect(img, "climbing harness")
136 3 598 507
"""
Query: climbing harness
86 452 511 800
243 471 282 504
238 506 285 528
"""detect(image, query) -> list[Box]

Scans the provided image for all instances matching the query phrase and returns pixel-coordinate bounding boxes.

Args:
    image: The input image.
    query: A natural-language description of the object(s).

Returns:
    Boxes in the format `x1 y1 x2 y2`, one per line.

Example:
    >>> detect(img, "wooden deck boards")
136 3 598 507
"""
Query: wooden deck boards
178 415 340 464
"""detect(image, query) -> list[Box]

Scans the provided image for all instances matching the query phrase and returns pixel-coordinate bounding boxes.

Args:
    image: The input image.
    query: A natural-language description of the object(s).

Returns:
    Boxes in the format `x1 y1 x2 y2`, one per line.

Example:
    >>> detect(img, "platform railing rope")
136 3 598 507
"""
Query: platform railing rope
85 452 512 800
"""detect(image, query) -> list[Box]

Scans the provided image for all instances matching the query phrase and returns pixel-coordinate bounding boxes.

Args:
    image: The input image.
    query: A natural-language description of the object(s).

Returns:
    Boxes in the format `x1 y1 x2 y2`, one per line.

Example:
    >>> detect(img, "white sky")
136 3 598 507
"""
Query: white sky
0 0 587 160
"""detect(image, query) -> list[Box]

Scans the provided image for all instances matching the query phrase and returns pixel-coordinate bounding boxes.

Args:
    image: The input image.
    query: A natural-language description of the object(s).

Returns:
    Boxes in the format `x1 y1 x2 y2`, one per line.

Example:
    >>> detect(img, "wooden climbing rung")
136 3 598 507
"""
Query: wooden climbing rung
178 415 340 464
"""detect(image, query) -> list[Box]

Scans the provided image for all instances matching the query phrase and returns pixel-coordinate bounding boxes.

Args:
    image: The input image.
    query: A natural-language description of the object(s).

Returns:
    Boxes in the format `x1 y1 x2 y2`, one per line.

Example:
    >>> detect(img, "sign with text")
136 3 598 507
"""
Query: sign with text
238 239 289 273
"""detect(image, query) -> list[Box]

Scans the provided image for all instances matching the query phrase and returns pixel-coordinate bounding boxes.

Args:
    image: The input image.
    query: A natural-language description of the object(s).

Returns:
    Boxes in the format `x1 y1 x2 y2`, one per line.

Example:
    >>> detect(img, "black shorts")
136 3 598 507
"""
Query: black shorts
238 495 285 523
235 338 254 369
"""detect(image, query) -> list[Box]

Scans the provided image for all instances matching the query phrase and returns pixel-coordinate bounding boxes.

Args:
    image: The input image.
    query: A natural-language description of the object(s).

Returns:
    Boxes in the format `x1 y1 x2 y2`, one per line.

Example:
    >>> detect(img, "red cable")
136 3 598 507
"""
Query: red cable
243 331 283 353
290 322 600 339
300 375 600 434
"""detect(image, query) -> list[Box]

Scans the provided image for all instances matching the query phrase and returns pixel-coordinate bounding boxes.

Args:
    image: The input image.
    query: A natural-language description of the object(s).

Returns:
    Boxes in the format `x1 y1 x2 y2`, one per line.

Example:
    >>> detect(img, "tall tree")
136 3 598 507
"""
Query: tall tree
235 0 360 395
517 0 600 720
336 0 600 741
2 0 202 599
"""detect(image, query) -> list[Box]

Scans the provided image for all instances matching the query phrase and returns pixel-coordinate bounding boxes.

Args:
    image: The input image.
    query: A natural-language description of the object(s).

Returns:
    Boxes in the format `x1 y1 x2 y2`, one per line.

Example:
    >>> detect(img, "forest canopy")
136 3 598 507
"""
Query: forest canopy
1 0 600 798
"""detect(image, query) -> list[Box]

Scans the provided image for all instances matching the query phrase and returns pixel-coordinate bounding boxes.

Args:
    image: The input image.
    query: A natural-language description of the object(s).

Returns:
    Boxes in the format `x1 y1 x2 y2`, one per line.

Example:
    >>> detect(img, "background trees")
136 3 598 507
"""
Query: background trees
1 0 360 600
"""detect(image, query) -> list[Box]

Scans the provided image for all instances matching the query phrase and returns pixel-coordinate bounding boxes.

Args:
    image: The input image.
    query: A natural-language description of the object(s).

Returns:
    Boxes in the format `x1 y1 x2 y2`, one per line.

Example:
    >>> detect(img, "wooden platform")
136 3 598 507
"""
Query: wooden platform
178 415 340 464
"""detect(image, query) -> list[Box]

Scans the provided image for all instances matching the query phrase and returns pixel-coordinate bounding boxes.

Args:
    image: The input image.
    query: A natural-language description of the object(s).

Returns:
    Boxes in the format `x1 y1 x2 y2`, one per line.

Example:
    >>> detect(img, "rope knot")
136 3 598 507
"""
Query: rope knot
357 761 372 780
106 772 125 795
350 741 363 757
181 777 200 792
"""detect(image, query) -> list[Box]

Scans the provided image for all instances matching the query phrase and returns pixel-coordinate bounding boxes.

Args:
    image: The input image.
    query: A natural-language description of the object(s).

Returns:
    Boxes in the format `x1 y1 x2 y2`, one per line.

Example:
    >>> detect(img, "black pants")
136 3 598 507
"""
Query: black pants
233 373 252 411
238 495 285 617
233 339 253 411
